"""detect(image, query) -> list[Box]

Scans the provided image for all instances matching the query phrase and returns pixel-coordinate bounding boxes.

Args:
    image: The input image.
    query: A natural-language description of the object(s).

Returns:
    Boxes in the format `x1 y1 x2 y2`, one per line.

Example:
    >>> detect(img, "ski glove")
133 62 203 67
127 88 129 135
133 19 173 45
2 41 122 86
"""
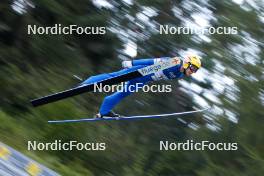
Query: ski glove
122 61 133 68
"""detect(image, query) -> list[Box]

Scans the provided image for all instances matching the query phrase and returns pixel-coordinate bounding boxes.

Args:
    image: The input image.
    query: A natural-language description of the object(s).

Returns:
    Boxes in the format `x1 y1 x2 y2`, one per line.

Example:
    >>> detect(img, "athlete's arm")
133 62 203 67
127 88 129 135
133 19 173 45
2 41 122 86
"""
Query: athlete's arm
122 57 171 68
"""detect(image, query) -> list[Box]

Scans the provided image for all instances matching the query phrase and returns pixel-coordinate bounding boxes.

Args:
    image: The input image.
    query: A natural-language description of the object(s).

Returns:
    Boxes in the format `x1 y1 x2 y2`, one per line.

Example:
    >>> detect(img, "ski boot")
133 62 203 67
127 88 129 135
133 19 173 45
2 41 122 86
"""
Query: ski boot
95 111 122 120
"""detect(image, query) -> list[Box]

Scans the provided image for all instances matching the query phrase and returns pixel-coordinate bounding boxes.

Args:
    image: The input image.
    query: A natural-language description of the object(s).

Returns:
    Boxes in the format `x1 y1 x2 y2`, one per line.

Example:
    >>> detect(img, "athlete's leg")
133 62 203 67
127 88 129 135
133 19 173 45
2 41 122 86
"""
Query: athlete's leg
99 83 133 115
99 77 149 116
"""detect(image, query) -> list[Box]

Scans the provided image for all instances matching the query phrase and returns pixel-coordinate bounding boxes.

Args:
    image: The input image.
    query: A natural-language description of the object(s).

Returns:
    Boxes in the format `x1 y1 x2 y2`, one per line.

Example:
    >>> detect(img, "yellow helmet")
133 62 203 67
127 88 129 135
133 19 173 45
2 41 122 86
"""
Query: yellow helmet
183 55 202 69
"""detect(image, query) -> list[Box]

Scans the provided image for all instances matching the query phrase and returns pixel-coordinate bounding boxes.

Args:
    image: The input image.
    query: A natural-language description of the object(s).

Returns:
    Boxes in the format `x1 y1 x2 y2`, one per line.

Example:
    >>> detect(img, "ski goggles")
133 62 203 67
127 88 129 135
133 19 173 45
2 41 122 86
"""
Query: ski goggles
189 64 199 73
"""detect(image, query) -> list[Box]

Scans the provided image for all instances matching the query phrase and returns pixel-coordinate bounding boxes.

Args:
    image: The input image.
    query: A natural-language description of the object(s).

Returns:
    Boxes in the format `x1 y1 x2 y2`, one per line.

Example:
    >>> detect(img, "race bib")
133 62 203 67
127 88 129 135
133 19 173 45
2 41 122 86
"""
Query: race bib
138 57 181 76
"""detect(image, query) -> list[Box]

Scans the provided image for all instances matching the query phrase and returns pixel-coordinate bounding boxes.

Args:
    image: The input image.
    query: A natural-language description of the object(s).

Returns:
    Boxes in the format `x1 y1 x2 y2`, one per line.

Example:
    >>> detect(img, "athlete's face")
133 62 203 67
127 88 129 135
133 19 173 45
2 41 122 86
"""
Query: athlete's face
185 68 193 76
185 64 199 76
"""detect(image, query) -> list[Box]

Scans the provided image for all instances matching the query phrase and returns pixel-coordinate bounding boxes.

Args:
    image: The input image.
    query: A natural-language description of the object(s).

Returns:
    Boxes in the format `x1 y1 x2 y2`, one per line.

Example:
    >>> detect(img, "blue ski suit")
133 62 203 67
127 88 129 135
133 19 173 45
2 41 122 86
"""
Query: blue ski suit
81 57 184 115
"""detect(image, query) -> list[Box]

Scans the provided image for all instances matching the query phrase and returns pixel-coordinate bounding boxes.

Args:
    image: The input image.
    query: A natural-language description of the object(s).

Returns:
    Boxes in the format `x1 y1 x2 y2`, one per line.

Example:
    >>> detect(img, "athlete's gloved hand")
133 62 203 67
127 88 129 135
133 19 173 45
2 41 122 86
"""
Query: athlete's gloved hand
122 61 133 68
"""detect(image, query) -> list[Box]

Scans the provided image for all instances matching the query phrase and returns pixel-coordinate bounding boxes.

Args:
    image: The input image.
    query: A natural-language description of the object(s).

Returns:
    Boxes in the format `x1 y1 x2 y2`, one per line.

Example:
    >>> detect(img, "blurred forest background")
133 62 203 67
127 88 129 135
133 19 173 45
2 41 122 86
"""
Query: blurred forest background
0 0 263 175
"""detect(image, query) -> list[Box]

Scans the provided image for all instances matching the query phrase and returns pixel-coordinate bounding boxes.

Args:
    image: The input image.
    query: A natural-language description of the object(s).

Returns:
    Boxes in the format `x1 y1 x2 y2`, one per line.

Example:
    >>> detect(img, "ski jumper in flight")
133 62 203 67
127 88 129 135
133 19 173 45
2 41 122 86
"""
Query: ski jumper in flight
80 55 202 118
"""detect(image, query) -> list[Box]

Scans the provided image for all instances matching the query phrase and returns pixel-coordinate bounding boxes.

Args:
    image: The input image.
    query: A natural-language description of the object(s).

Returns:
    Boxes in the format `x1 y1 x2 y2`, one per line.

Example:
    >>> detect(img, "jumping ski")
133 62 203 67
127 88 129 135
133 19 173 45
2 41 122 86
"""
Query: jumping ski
48 107 210 123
